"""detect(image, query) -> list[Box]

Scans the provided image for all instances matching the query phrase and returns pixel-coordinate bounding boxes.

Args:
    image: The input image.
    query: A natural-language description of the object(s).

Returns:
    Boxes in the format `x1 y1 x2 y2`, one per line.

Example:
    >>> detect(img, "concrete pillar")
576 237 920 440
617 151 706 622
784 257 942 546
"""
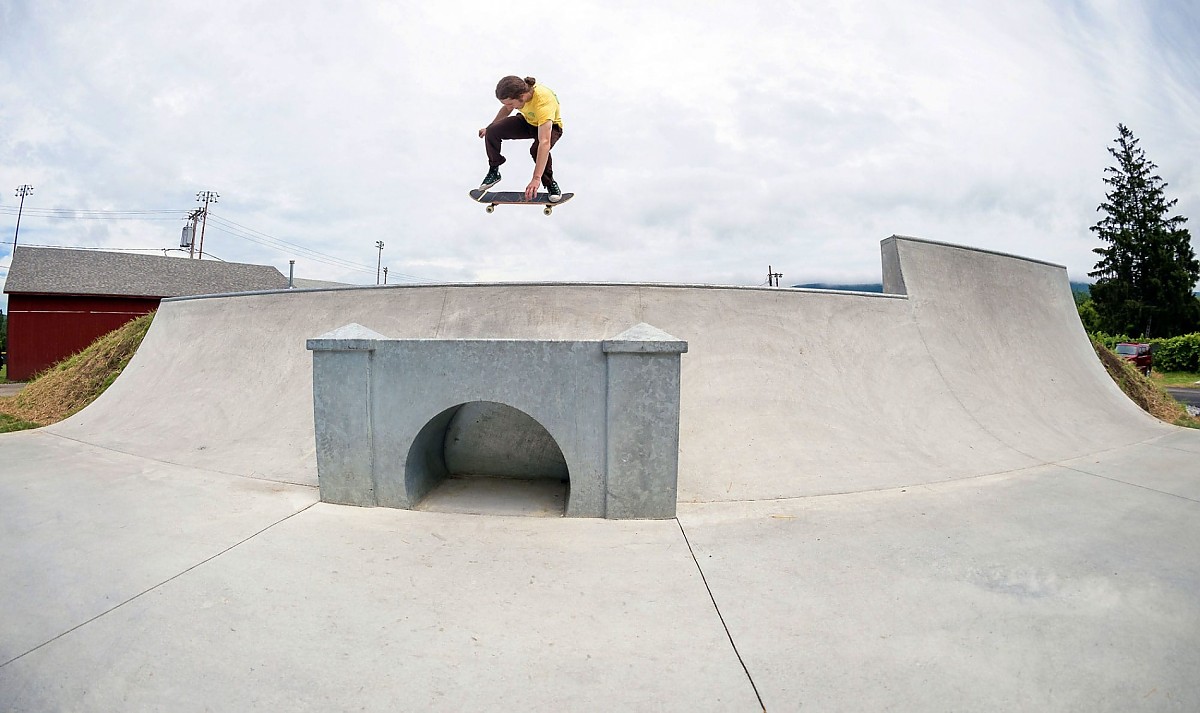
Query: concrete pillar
306 323 386 506
602 324 688 519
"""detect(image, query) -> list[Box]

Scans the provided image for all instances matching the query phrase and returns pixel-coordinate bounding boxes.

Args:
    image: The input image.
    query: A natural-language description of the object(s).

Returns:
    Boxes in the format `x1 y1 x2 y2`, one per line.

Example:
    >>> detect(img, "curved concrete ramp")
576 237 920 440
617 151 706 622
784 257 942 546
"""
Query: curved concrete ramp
889 237 1166 459
46 236 1171 497
4 236 1197 711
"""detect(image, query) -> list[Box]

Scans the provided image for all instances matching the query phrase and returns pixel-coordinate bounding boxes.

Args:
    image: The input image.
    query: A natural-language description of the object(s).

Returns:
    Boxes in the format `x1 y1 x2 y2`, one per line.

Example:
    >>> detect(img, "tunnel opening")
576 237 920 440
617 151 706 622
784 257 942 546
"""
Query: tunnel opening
406 401 570 517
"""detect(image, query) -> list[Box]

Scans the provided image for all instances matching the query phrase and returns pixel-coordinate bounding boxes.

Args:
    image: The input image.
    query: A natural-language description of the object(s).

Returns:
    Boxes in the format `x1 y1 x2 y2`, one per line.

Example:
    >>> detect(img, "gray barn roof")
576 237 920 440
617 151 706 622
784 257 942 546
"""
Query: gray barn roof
290 277 354 289
4 247 289 298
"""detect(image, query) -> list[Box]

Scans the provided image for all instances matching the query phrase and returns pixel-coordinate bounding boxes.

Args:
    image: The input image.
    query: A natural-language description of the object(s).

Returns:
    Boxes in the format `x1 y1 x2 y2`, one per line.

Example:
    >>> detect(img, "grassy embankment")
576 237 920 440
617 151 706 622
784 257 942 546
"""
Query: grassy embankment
1090 337 1200 428
0 313 155 433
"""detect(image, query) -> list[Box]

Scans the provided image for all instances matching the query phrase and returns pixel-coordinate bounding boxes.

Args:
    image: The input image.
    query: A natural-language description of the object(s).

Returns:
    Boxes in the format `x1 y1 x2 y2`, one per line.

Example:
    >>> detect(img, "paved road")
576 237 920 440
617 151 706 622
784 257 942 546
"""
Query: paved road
1168 386 1200 408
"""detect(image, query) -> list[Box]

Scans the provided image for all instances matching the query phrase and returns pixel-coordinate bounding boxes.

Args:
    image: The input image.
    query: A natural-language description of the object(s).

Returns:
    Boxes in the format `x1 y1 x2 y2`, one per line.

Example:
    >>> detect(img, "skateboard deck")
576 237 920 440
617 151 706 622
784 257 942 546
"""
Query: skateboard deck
469 189 575 215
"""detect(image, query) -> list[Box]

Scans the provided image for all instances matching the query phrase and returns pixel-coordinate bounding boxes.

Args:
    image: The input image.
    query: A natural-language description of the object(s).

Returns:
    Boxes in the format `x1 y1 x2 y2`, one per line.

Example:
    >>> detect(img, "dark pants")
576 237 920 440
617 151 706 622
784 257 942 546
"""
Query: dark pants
485 115 563 186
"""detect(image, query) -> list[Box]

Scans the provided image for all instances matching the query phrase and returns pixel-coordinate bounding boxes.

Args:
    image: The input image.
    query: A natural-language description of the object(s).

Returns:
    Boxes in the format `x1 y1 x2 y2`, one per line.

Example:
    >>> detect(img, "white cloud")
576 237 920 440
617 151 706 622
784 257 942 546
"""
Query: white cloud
1 0 1198 313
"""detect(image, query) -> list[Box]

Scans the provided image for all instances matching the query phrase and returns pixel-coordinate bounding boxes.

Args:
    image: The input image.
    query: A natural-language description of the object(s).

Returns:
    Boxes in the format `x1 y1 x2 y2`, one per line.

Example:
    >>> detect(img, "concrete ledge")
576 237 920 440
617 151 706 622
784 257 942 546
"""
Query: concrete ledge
306 322 388 351
308 324 687 519
602 322 689 354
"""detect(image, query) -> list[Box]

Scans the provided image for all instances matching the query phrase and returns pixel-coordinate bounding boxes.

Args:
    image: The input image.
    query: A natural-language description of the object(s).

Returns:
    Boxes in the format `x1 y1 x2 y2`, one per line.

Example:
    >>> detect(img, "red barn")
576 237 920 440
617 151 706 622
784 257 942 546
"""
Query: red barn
4 247 288 381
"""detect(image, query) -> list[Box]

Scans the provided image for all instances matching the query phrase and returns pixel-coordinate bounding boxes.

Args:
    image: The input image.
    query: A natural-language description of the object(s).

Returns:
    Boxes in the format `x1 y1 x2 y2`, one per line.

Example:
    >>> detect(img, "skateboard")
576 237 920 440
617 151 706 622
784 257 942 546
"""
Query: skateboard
469 189 575 215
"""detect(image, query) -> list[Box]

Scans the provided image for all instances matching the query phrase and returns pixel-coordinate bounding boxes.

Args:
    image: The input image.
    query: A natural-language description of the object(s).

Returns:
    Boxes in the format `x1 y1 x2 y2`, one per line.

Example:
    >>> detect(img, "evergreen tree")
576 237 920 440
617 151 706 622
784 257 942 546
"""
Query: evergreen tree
1089 124 1200 337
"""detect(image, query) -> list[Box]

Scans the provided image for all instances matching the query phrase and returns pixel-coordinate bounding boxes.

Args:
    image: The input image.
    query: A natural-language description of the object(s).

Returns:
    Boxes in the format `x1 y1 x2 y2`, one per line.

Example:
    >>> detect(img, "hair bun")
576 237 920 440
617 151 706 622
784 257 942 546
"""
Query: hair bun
523 76 537 86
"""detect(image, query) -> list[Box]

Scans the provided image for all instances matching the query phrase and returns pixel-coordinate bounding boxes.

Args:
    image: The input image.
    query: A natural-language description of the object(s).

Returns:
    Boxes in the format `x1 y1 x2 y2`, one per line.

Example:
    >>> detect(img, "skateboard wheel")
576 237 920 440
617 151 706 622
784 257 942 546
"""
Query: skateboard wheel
543 206 552 216
486 205 495 213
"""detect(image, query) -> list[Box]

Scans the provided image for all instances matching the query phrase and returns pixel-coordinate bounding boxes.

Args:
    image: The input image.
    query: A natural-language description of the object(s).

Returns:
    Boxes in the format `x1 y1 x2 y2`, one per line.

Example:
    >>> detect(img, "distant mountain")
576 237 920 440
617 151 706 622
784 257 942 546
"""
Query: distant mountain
1071 282 1199 297
793 283 883 293
791 281 1200 298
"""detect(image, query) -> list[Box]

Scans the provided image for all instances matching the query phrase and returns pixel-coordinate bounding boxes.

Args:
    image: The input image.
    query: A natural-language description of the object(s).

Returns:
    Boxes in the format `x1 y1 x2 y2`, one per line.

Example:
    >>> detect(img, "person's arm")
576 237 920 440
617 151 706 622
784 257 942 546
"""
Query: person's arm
478 107 513 137
524 122 554 200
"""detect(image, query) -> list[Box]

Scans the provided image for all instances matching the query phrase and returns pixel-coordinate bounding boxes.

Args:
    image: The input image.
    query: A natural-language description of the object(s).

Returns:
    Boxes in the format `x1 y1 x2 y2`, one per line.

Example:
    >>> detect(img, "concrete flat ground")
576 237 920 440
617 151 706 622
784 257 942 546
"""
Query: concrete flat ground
2 236 1198 711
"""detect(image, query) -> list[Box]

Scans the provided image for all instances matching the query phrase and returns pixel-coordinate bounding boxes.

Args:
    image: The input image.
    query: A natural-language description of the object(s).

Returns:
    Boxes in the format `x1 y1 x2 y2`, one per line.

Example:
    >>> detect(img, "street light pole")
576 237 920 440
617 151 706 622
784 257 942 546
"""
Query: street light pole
13 184 33 247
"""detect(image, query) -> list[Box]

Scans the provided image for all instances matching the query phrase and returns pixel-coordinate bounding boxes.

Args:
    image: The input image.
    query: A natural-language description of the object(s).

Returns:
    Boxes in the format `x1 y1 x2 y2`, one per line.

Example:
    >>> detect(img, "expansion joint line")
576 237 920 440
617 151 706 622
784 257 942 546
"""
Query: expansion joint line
675 518 766 711
0 502 319 669
1056 464 1200 505
433 287 450 338
41 431 318 489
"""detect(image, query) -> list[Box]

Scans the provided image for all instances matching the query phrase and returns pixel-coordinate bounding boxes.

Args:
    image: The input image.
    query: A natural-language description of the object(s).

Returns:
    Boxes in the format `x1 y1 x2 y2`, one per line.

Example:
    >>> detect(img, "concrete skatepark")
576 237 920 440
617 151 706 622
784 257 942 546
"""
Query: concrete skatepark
1 235 1198 710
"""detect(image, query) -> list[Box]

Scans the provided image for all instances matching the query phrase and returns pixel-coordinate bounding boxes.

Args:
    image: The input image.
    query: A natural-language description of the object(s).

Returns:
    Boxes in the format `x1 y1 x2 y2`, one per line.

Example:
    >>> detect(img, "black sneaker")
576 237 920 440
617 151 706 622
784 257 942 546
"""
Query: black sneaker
546 180 562 202
480 167 501 190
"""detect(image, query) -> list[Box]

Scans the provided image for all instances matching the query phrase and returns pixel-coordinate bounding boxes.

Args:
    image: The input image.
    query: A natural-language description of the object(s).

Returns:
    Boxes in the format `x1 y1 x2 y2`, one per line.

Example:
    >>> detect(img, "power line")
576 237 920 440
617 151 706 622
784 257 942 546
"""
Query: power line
205 213 433 282
2 225 389 279
0 244 229 261
6 242 166 250
0 204 374 275
204 214 375 270
203 219 378 277
0 241 193 251
0 202 438 283
0 206 183 220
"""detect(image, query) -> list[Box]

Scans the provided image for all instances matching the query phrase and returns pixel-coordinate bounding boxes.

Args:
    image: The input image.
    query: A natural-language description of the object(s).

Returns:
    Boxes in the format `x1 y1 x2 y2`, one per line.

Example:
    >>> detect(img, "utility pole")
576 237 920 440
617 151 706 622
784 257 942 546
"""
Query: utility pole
196 191 219 259
768 265 783 287
383 266 389 285
13 184 33 247
184 208 203 258
375 241 385 284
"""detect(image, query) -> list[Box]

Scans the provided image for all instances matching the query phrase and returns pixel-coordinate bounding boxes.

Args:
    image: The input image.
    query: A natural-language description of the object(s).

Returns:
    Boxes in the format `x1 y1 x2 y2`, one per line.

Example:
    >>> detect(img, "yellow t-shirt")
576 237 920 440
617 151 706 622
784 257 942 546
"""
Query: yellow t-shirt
518 84 563 129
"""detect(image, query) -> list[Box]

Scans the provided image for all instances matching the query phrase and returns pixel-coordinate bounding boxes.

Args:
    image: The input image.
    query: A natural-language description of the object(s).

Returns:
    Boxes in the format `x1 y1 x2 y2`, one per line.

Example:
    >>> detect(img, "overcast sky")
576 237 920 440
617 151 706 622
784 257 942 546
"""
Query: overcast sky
2 0 1199 314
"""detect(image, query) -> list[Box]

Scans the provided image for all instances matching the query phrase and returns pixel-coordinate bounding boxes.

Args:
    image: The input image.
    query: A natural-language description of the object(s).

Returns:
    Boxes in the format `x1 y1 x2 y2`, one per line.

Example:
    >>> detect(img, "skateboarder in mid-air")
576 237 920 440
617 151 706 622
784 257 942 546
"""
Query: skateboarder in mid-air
478 75 564 202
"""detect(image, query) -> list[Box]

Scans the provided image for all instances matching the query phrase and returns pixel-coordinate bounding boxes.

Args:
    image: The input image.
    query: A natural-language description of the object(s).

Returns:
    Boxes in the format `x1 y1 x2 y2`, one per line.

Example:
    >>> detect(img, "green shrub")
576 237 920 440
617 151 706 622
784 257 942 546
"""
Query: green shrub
1155 333 1200 372
1077 299 1101 333
1090 331 1200 372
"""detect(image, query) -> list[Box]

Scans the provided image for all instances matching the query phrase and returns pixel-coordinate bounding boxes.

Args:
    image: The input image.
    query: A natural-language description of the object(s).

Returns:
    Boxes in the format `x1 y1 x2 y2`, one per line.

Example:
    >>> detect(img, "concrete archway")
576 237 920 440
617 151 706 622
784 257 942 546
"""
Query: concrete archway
307 324 686 518
406 401 570 516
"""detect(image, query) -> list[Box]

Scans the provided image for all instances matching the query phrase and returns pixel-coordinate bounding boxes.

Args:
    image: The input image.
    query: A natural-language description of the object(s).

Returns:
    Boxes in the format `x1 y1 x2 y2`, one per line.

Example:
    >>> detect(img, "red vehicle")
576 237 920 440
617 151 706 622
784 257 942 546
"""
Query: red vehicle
1115 342 1152 376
